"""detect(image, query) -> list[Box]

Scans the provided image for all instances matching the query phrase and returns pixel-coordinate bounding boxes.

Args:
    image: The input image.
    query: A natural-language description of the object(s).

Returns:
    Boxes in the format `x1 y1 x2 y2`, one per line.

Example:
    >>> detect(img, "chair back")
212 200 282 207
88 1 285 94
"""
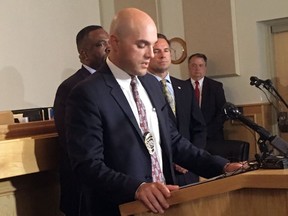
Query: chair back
206 139 250 162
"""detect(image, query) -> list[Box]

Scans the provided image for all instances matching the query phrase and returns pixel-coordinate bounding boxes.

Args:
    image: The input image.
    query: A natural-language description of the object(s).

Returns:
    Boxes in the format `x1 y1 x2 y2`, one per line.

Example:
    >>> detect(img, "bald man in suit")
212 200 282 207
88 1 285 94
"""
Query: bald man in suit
65 8 247 216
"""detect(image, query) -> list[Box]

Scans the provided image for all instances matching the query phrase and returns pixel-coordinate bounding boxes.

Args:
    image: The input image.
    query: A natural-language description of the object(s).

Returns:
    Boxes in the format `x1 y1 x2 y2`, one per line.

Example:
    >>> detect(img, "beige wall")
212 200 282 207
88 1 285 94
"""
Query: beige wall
161 0 288 105
218 0 288 105
0 0 101 110
1 0 288 111
183 0 236 78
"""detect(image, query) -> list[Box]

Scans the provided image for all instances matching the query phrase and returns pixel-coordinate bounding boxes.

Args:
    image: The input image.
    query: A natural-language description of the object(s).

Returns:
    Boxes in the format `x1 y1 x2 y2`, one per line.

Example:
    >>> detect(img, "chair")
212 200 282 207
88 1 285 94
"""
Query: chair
205 139 250 162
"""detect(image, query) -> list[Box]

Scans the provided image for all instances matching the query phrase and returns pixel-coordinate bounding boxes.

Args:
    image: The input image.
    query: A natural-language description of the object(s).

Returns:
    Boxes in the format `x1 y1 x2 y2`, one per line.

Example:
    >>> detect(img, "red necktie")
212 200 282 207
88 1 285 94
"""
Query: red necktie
195 81 200 106
130 76 165 183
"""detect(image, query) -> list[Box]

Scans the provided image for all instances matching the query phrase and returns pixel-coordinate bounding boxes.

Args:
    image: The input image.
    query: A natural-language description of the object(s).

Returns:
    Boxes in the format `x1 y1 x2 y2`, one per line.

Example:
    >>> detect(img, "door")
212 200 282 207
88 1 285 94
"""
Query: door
272 28 288 141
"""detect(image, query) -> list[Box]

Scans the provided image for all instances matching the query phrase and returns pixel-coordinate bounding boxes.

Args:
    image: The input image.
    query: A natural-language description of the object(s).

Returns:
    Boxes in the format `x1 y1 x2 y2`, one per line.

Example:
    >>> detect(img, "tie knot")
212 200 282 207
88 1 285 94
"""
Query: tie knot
195 80 199 86
130 76 137 85
161 79 167 83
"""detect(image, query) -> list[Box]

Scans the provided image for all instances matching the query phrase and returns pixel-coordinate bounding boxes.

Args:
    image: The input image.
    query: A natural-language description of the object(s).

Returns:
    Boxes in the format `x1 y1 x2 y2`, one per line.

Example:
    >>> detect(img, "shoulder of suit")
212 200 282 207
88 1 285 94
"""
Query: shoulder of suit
170 76 187 84
58 68 87 87
204 76 223 87
140 73 160 85
170 76 193 92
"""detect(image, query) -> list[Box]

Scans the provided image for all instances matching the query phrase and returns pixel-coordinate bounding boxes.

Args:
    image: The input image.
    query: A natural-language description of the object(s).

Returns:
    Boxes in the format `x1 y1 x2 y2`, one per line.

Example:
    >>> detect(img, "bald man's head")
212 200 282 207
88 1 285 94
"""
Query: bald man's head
108 8 158 76
110 8 156 39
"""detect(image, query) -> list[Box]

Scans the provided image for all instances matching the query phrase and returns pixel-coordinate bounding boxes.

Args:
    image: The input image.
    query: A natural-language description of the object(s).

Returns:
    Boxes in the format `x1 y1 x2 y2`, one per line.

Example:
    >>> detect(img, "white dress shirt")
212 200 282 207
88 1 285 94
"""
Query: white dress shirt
107 58 163 172
83 64 96 74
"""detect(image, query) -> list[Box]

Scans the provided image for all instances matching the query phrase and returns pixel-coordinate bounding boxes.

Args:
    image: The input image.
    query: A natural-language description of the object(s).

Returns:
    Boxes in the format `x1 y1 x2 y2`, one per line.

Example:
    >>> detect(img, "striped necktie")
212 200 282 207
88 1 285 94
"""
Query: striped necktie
130 76 165 183
161 79 176 115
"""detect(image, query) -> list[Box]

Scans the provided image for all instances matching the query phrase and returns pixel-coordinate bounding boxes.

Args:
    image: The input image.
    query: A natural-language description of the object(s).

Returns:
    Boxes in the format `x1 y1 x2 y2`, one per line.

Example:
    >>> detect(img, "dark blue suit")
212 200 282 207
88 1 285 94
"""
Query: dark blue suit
200 77 227 141
66 63 228 215
53 66 91 216
171 76 206 148
170 76 207 185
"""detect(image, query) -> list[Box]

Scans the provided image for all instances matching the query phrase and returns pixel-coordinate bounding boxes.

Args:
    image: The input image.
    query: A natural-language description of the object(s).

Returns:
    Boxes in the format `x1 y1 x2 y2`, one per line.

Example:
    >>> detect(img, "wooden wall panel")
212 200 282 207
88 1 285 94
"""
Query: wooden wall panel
182 0 236 77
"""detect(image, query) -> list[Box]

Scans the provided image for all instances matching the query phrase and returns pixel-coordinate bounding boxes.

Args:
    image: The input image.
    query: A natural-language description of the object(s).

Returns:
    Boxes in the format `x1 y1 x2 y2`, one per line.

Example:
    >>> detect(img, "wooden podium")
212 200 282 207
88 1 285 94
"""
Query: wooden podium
119 169 288 216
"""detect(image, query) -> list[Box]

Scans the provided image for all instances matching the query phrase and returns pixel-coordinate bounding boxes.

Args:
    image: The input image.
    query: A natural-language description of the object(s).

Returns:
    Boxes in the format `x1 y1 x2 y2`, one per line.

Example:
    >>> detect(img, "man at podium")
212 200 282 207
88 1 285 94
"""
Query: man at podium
65 8 246 216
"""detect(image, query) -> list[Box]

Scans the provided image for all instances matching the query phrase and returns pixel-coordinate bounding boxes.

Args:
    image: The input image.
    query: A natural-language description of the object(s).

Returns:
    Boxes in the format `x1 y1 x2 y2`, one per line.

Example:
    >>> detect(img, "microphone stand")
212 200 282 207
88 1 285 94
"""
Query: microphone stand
263 82 288 109
257 80 288 132
223 102 288 169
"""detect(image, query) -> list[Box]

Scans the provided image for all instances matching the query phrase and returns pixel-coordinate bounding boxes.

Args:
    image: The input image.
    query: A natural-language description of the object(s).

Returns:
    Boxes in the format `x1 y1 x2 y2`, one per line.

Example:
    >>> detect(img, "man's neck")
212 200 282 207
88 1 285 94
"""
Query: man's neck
150 71 168 79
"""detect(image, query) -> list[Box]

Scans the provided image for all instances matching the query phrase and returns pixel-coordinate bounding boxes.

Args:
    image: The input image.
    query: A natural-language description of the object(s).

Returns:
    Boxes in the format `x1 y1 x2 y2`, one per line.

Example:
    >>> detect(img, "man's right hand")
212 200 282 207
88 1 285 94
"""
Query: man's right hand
135 182 179 214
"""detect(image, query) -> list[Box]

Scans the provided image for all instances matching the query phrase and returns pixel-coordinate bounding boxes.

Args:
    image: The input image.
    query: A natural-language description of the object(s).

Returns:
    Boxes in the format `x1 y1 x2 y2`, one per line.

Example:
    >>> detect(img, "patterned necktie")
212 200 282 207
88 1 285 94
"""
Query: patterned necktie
194 81 200 106
130 76 165 183
161 79 176 115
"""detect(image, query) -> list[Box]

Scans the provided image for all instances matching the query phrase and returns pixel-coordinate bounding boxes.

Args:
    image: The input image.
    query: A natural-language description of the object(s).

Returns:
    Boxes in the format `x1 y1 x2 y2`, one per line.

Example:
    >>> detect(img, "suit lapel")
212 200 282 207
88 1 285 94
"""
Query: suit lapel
201 78 209 109
138 75 171 160
168 79 180 125
138 75 166 114
100 68 171 163
170 78 181 115
100 65 143 139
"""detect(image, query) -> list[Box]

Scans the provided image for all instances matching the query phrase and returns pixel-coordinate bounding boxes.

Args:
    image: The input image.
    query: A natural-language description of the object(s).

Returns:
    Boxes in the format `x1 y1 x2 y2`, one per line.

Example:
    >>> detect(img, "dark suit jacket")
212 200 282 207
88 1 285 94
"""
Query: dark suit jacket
170 76 206 149
170 76 207 185
53 66 91 216
66 63 229 216
195 77 227 141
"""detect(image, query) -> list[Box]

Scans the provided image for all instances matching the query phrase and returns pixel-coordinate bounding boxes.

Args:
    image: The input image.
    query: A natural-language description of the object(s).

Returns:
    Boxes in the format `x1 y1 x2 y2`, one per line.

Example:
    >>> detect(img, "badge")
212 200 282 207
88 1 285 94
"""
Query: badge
144 132 155 155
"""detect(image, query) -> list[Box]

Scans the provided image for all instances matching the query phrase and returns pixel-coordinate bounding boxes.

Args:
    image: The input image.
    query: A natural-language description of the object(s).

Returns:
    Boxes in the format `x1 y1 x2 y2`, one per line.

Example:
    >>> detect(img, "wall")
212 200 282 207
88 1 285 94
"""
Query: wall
183 0 236 78
158 0 288 106
1 0 288 111
217 0 288 105
177 0 288 105
0 0 101 110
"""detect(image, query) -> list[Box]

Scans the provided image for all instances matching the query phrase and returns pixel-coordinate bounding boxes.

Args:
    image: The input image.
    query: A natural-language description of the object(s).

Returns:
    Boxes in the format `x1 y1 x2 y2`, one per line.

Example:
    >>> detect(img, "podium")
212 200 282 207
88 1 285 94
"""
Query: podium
119 169 288 216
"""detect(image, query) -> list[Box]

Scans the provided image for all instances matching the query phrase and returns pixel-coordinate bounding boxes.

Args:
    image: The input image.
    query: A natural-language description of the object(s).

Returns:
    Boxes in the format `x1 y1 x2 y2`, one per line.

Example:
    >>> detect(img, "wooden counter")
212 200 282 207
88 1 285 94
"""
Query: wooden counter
1 120 287 216
0 119 56 140
0 120 62 216
119 169 288 216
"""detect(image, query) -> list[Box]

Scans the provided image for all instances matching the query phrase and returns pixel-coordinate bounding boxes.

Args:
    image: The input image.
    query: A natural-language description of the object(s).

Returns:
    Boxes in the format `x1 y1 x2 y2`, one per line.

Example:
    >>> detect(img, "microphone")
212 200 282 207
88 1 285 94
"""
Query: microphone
223 102 288 156
250 77 288 110
250 76 262 87
250 76 288 111
223 102 271 140
250 76 272 90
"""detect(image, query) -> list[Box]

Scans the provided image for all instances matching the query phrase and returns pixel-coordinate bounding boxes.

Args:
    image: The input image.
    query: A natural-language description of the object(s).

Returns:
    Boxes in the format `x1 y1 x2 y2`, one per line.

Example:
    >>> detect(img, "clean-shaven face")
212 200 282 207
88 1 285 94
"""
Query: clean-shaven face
116 24 157 76
188 57 207 80
85 28 110 70
148 38 171 75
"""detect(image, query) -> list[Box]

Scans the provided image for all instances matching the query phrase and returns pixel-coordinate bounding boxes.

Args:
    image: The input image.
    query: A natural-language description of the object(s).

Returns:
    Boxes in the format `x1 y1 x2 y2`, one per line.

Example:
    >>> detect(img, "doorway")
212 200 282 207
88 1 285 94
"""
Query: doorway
271 23 288 141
